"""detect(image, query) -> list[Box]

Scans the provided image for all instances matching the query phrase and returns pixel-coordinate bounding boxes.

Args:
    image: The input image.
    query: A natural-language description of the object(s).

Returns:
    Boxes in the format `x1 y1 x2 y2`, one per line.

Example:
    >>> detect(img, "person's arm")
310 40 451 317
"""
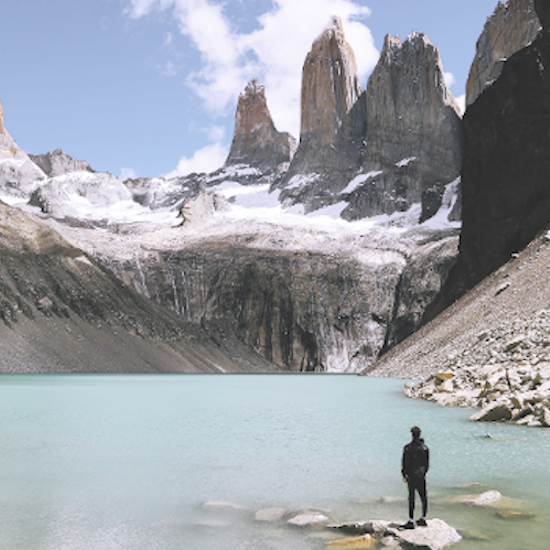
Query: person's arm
425 447 430 474
401 447 408 480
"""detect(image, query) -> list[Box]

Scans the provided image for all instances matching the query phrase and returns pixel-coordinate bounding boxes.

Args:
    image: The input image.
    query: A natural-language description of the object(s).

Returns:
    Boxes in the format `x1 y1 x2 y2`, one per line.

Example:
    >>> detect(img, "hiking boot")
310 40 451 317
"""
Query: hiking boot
416 518 427 527
402 520 415 529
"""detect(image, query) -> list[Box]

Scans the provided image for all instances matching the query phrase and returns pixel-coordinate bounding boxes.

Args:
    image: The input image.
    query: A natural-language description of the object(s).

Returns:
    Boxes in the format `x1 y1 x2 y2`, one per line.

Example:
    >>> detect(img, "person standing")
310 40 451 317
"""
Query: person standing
401 426 429 529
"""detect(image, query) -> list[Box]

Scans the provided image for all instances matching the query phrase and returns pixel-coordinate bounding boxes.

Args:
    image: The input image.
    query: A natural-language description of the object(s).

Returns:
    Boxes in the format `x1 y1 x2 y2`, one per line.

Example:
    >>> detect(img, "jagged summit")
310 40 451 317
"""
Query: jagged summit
29 148 95 178
342 30 463 221
275 15 366 212
300 15 364 142
224 79 296 175
466 0 540 107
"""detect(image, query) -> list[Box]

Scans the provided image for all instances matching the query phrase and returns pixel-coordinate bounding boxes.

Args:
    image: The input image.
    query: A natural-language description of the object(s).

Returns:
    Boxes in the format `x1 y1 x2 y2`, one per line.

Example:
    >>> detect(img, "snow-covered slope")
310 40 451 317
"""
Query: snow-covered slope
0 101 45 197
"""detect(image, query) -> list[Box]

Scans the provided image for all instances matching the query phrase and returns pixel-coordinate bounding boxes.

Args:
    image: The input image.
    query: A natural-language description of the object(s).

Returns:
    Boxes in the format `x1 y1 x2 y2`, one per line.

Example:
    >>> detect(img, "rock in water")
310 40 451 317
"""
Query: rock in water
276 15 366 211
388 518 461 550
342 32 462 221
325 534 376 549
225 79 296 175
287 511 330 527
466 0 541 107
430 0 550 314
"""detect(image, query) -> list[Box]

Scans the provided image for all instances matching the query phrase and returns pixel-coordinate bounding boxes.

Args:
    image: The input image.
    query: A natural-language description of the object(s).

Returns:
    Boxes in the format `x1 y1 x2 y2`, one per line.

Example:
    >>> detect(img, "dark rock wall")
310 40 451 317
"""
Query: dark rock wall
466 0 540 107
426 0 550 319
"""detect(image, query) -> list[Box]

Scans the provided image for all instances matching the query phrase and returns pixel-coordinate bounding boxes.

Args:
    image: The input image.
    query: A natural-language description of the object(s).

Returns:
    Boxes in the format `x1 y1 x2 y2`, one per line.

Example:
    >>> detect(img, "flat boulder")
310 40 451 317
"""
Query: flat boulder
287 511 330 527
388 518 461 550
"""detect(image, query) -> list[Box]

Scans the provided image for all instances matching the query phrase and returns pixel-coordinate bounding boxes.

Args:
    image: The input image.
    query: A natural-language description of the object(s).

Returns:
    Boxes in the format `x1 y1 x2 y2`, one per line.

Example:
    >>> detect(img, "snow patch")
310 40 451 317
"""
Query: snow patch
210 181 281 209
341 171 383 194
396 157 417 168
285 173 319 190
421 177 462 230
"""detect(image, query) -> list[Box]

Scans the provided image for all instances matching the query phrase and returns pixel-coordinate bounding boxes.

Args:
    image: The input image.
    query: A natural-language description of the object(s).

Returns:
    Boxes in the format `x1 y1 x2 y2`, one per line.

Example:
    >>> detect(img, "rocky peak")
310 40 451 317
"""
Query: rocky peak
300 15 364 144
29 148 95 177
275 15 366 211
224 79 296 174
342 31 463 221
466 0 541 107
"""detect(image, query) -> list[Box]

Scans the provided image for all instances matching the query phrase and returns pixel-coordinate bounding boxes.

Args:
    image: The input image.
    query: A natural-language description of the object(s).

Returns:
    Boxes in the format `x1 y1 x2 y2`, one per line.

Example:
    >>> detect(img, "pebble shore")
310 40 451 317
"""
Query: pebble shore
405 311 550 426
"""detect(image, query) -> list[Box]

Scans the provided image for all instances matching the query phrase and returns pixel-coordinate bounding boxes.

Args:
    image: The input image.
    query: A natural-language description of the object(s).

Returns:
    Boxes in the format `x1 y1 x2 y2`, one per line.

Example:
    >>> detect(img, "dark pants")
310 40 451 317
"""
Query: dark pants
407 475 427 519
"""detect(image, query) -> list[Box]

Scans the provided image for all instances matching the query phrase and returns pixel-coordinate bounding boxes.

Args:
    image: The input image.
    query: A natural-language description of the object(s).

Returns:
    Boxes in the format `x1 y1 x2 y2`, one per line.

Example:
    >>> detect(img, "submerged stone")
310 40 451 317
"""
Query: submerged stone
325 534 376 549
254 507 286 522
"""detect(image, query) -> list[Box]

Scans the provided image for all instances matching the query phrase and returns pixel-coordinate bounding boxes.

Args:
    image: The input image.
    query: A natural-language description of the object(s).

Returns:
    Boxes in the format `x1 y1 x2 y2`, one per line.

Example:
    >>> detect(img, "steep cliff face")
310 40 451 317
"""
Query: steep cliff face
466 0 540 107
426 0 550 318
275 16 366 212
224 79 296 177
29 148 95 177
0 100 45 197
101 245 404 372
342 32 463 221
67 215 460 373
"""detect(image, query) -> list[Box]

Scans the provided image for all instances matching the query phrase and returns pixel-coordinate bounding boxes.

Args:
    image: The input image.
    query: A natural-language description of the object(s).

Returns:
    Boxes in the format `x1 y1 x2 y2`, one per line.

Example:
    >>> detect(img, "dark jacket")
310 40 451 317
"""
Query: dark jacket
402 438 429 479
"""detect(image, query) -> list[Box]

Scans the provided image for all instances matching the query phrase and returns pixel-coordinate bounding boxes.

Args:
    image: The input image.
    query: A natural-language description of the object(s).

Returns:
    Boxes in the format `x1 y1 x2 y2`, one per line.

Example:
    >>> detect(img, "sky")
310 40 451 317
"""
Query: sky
0 0 500 180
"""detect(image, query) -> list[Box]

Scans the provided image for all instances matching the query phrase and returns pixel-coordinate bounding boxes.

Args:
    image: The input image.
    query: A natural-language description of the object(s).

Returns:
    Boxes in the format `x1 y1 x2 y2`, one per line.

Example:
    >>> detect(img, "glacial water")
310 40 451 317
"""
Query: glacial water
0 374 548 550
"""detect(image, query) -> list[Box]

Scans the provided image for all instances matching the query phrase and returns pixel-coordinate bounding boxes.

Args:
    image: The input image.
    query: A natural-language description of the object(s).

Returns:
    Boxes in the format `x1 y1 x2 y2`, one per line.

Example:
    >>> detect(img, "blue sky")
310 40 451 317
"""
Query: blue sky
0 0 499 179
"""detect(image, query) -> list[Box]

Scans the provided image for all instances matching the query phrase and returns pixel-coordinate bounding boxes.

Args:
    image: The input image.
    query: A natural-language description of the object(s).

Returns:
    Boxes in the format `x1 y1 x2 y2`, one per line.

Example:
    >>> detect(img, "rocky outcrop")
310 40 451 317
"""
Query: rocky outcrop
124 173 205 210
342 32 463 221
466 0 541 107
29 171 134 220
428 0 550 316
0 202 275 373
275 16 366 212
0 100 45 197
224 80 296 177
29 148 95 177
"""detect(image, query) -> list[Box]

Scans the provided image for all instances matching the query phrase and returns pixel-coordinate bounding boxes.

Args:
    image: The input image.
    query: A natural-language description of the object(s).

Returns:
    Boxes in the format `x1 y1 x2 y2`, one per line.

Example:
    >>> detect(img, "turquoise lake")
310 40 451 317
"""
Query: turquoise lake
0 374 548 550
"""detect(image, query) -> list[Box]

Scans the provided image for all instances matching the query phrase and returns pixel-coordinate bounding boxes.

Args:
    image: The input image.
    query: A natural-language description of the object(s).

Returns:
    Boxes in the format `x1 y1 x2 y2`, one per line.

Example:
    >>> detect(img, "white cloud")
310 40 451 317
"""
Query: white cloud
125 0 379 138
160 61 177 77
444 72 456 88
120 167 138 181
166 142 228 177
455 94 466 114
208 125 226 142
